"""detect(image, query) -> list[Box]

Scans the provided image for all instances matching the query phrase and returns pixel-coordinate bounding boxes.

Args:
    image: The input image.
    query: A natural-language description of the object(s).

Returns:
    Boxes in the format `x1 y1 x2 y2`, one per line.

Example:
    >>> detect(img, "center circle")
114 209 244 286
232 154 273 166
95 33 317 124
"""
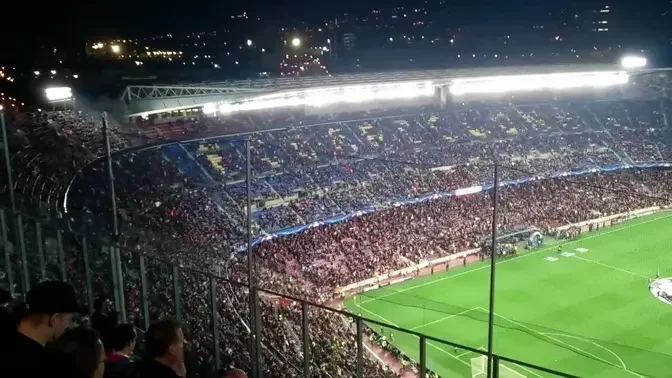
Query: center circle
650 278 672 304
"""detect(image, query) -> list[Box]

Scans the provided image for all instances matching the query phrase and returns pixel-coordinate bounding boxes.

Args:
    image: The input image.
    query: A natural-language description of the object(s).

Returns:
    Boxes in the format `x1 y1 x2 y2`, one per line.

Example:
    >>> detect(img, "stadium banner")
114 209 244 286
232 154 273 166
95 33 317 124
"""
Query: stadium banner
555 206 662 231
336 247 480 296
235 162 672 254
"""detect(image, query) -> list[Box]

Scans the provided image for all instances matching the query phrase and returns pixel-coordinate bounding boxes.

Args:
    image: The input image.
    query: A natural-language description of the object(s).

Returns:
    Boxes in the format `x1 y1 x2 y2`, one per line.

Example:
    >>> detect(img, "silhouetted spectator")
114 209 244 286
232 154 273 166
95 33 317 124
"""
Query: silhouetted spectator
0 281 88 378
92 297 118 347
105 324 137 378
222 368 247 378
45 327 105 378
136 319 186 378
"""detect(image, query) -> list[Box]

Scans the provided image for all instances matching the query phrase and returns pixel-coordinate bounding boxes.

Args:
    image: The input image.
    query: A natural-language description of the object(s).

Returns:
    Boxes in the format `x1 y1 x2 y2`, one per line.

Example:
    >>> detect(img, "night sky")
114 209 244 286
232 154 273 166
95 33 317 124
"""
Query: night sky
9 0 660 38
2 0 671 61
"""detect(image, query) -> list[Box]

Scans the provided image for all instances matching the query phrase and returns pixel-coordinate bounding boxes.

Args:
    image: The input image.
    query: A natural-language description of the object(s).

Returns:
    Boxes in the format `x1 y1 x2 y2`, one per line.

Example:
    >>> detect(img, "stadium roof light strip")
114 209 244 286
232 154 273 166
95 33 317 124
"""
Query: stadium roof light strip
208 80 436 115
449 71 629 95
122 63 638 117
207 71 628 115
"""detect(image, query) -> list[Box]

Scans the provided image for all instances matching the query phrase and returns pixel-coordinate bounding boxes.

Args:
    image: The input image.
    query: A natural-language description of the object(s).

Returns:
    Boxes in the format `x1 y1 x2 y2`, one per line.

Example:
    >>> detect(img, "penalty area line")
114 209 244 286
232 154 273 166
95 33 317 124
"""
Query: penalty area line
410 307 481 331
351 301 471 368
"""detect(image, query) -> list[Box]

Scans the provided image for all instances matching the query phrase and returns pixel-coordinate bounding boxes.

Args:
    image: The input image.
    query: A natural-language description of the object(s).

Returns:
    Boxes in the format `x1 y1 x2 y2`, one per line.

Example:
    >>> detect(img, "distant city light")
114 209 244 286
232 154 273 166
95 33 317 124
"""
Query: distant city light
50 70 57 75
73 74 79 79
291 37 301 47
246 39 253 47
33 71 40 76
261 48 266 53
110 44 121 54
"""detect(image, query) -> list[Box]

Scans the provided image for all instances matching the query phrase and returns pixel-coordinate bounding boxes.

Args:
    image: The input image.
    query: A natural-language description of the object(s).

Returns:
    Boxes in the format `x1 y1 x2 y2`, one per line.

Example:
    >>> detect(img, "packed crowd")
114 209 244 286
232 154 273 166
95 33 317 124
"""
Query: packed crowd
2 110 129 213
0 280 248 378
3 78 672 377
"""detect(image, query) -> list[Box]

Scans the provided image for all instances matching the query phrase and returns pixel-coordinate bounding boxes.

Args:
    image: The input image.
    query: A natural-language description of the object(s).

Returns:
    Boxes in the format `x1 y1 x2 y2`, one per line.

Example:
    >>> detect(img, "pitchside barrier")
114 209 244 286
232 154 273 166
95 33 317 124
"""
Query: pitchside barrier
0 205 578 378
337 205 667 298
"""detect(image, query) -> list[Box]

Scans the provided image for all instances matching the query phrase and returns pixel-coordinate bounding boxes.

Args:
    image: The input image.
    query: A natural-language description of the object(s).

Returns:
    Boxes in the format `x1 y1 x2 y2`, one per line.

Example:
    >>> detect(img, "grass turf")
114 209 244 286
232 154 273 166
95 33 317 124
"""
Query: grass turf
344 212 672 378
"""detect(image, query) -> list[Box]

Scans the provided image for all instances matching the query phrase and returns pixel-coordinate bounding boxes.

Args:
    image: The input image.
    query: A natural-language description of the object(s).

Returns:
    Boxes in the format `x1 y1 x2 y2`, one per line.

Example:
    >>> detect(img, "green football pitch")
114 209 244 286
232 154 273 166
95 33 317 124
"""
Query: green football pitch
344 212 672 378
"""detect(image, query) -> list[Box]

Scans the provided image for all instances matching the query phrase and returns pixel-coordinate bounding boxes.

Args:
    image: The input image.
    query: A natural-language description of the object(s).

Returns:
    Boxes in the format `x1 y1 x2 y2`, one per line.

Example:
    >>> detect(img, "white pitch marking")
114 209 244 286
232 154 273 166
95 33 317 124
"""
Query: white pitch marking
573 255 648 279
410 307 480 331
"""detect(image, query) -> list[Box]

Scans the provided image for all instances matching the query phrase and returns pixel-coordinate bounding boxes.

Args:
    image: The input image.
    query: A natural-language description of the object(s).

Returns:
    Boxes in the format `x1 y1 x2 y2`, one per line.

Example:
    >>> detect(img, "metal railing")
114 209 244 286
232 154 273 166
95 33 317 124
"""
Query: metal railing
0 204 578 378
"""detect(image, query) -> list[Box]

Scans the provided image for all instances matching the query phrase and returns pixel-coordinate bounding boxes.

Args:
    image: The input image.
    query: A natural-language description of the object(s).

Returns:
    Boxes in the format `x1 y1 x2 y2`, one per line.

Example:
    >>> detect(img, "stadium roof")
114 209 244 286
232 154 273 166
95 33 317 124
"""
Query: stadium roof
120 62 640 117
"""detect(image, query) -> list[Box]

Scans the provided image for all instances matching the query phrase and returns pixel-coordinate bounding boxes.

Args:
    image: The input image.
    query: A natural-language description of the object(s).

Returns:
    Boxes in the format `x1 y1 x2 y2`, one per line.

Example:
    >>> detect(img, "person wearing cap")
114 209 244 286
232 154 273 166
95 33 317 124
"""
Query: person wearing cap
0 280 88 378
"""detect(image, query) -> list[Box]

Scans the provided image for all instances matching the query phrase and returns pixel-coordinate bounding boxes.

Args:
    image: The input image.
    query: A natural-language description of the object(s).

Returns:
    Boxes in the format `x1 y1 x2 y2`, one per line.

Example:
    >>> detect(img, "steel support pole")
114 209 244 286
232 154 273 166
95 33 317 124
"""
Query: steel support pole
173 264 182 325
0 209 15 297
56 229 67 281
253 287 262 378
102 113 126 322
35 222 46 281
419 335 427 378
210 276 221 371
0 111 16 211
356 318 363 378
81 236 94 316
16 215 29 293
139 255 150 329
245 139 259 378
302 302 310 378
486 164 500 378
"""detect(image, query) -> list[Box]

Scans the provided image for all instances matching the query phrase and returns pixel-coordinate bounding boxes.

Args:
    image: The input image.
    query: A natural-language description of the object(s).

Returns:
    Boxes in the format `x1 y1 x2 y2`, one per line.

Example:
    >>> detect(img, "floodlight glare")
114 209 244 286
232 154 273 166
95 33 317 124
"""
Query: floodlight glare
621 56 647 69
45 87 73 101
110 44 121 54
291 37 301 47
0 105 3 111
202 102 217 114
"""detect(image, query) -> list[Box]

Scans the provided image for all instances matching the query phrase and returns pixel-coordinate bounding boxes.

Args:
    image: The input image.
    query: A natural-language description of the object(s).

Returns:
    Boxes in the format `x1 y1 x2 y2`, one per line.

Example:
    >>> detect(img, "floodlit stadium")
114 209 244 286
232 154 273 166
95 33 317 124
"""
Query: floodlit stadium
3 55 672 378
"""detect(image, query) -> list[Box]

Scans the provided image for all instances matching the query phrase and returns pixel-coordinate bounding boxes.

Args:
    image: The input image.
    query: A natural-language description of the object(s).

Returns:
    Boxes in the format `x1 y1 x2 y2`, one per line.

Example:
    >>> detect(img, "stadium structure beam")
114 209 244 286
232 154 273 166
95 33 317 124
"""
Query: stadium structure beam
120 85 270 104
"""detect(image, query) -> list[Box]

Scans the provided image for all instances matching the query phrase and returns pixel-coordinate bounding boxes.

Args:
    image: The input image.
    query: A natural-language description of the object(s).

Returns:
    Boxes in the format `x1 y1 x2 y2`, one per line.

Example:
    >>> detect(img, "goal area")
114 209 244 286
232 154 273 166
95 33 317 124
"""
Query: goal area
471 355 527 378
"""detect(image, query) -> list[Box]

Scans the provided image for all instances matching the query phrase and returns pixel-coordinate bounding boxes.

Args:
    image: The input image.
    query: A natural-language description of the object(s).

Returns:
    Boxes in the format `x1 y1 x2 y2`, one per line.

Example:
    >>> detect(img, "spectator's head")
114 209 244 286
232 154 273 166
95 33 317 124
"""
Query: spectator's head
94 297 110 313
17 281 88 345
222 368 247 378
145 319 184 365
108 323 137 354
46 327 105 378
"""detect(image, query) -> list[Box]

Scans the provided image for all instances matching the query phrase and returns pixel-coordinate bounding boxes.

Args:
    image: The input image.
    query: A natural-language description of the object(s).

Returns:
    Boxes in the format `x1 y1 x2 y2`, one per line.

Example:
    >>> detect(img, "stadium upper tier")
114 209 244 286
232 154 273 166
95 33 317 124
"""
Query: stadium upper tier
58 96 672 242
120 62 638 117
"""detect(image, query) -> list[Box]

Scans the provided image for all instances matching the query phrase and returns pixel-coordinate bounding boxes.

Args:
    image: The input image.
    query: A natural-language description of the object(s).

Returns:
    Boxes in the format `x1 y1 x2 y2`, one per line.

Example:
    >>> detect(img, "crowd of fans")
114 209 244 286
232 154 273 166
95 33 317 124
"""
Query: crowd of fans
0 280 247 378
3 76 672 377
